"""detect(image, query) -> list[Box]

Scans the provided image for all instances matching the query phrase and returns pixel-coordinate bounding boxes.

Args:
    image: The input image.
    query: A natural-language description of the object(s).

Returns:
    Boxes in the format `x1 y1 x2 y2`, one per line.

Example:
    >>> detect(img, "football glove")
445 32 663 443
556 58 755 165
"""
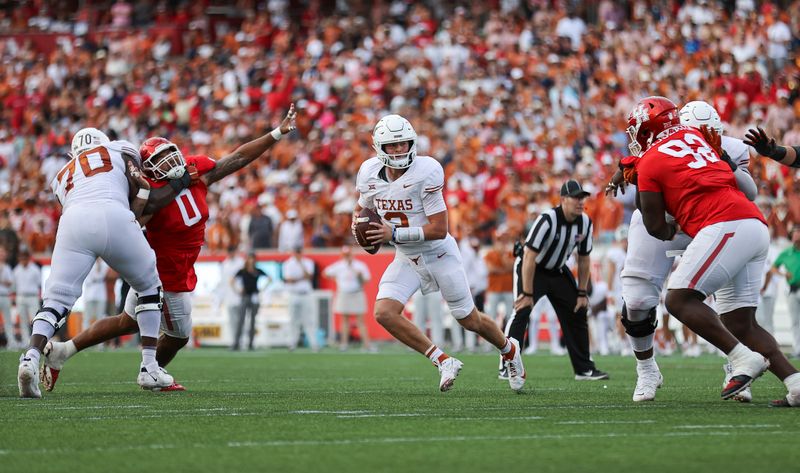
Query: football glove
744 127 779 158
700 125 736 171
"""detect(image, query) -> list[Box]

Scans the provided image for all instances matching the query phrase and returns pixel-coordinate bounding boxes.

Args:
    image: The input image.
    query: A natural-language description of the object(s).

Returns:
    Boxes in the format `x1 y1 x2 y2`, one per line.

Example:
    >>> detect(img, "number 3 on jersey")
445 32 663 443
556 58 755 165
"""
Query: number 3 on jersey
53 147 113 202
175 189 202 226
657 133 719 169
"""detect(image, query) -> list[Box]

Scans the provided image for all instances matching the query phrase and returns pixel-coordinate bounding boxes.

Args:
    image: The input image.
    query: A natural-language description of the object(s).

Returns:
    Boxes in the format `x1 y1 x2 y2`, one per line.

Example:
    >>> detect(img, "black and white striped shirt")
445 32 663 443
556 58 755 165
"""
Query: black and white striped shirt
524 206 593 270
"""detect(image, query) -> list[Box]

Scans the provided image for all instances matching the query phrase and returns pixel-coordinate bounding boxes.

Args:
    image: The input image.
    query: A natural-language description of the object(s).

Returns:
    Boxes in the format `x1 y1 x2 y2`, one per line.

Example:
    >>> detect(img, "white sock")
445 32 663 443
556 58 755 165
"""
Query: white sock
784 372 800 391
64 340 78 358
24 348 41 364
141 346 157 372
727 343 752 364
500 338 513 355
636 356 657 369
424 345 448 366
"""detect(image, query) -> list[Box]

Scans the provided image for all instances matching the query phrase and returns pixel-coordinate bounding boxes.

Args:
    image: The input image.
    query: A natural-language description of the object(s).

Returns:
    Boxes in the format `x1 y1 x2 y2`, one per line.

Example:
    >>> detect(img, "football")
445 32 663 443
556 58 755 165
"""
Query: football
354 207 383 254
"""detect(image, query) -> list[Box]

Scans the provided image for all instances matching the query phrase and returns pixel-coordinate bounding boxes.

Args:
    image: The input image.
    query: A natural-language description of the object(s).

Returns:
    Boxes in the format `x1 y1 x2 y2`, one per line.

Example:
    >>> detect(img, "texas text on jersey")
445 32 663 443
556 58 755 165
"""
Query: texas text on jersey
355 155 452 254
145 155 216 292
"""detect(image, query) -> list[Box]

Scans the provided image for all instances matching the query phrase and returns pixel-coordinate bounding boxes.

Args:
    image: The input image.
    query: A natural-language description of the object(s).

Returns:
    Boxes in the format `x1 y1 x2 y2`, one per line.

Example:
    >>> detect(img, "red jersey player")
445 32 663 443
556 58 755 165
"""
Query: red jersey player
632 96 799 405
41 104 297 392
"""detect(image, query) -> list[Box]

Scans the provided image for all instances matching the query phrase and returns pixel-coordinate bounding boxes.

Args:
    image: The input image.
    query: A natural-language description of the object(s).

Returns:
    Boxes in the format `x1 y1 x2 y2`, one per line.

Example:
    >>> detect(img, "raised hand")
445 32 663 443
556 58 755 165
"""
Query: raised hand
128 160 150 190
744 127 777 157
700 125 722 157
280 103 297 135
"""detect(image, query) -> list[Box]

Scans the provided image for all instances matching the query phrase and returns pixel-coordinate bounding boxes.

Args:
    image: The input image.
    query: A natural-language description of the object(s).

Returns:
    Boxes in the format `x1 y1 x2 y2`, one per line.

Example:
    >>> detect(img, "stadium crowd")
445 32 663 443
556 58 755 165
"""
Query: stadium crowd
0 0 799 262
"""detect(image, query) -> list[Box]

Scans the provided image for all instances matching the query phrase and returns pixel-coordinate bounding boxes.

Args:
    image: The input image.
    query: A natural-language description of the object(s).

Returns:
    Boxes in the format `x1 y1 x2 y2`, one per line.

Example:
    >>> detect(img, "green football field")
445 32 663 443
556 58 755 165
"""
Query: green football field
0 348 798 473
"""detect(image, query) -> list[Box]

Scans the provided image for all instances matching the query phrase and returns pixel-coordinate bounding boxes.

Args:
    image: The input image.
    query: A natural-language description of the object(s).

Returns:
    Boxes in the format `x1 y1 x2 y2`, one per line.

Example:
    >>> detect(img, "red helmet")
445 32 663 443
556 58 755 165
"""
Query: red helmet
139 137 185 180
626 96 680 156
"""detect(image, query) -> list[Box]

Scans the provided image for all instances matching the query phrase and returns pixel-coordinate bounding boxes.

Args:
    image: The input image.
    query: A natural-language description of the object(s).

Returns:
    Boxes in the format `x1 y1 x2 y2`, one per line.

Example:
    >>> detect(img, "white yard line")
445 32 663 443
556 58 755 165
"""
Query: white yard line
0 430 792 456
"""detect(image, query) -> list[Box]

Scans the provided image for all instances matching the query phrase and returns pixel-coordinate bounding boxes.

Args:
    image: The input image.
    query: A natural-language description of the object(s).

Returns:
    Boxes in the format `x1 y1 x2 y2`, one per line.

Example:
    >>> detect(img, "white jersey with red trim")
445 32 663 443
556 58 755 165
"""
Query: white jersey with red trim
356 155 453 255
51 140 140 211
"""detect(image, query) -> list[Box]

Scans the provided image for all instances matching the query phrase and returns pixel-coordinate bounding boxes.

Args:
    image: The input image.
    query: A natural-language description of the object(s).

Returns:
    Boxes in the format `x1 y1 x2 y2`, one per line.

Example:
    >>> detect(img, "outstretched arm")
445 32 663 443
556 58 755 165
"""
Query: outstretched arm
203 104 297 186
744 127 800 167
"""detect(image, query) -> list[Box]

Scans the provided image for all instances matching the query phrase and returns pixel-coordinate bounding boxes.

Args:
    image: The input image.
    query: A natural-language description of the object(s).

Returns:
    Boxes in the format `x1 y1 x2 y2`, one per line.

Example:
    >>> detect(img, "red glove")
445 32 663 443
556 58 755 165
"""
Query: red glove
619 156 639 185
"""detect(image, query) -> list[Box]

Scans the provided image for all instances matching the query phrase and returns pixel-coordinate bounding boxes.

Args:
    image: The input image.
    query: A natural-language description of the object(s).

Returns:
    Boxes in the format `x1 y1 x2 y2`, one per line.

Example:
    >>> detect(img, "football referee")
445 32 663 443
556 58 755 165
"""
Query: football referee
507 179 608 381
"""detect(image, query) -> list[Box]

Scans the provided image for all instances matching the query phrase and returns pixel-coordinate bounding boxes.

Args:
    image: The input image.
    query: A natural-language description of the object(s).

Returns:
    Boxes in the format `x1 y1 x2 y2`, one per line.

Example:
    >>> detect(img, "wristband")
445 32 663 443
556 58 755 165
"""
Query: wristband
136 188 150 200
394 226 425 243
270 128 283 141
391 226 397 242
521 291 534 297
769 145 787 161
577 290 588 297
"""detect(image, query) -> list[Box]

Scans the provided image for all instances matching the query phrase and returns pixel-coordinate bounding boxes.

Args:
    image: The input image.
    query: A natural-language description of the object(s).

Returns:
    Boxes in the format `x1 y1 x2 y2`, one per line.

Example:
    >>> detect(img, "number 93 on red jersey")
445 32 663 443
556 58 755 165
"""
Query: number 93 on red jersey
636 127 764 238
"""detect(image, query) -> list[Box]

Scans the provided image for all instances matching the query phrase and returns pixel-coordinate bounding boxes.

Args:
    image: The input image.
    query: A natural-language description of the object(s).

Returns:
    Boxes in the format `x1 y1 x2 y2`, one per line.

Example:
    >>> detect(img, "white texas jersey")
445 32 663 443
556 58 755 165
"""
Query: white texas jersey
722 135 750 169
356 156 450 255
51 140 140 211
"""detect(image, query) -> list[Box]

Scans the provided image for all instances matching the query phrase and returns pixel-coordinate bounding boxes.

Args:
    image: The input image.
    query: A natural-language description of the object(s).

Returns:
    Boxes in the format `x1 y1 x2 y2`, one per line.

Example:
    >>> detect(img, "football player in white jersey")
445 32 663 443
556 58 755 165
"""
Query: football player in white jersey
17 127 172 398
354 114 525 392
605 101 758 403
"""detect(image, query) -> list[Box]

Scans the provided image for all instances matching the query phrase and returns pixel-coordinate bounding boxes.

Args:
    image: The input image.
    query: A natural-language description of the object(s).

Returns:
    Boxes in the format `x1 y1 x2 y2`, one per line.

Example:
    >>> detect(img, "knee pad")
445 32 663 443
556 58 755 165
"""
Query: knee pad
32 307 71 330
620 303 658 338
136 287 163 314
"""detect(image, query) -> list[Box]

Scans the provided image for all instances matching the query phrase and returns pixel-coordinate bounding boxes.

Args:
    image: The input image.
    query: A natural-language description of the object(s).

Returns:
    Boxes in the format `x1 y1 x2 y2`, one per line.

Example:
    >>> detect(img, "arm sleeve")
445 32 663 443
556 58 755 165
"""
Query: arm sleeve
578 217 593 255
733 167 757 201
115 140 142 163
790 147 800 168
422 163 446 216
525 214 551 252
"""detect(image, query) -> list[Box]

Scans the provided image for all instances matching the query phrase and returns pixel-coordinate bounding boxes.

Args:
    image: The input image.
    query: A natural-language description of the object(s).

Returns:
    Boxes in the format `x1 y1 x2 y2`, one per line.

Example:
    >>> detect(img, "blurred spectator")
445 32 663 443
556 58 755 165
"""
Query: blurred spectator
0 0 797 256
12 248 40 342
277 209 303 252
484 229 516 327
322 246 373 352
81 258 109 331
282 246 317 351
231 252 269 351
0 247 14 348
248 205 274 250
458 235 488 352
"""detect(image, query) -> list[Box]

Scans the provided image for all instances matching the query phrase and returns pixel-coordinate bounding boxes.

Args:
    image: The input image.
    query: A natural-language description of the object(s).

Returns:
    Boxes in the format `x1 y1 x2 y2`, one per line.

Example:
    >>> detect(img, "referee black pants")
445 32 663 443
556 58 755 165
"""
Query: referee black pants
507 266 595 375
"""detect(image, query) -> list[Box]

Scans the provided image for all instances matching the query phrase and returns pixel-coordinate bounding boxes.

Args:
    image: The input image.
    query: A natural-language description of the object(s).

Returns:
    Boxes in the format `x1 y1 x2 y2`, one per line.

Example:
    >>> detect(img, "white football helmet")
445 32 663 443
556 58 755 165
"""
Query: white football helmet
372 114 417 169
71 127 110 156
679 101 724 134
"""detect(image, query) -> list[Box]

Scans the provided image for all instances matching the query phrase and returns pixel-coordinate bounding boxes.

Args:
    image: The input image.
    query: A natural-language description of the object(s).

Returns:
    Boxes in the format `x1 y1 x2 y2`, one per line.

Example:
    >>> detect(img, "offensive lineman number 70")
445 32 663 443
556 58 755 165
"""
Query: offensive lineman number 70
54 146 113 196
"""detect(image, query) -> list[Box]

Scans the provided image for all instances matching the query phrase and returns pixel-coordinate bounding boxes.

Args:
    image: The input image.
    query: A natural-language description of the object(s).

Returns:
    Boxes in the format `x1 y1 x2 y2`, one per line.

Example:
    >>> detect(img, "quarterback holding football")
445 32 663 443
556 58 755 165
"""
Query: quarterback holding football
352 114 525 392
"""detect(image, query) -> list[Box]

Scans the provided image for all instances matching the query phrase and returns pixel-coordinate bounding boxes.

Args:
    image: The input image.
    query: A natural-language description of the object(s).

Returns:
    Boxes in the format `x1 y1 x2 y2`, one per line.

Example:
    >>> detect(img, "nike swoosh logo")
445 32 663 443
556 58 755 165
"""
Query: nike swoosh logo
437 253 446 258
403 184 413 188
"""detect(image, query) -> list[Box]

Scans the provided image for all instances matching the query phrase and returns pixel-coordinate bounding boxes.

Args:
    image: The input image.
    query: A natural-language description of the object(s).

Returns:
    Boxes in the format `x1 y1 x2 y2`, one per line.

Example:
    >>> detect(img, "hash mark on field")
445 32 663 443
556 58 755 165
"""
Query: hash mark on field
557 420 657 425
673 424 780 429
